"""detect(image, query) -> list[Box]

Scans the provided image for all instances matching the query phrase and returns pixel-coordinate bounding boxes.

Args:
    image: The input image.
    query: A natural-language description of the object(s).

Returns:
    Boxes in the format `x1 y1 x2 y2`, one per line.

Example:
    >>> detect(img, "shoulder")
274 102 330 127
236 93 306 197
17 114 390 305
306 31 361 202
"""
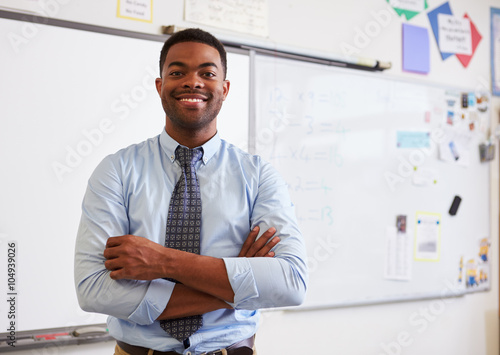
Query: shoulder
92 135 161 179
218 139 283 183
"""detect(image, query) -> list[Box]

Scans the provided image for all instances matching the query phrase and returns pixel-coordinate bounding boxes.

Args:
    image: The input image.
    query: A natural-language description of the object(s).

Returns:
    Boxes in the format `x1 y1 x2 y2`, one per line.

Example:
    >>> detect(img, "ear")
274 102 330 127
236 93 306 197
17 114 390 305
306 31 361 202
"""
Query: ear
222 80 230 101
155 77 162 96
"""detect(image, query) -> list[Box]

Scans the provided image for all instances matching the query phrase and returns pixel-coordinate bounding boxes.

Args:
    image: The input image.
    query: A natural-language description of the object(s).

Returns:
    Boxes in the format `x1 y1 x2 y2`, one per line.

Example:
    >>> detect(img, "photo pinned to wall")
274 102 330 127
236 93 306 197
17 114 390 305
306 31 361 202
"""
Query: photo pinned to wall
116 0 153 23
414 211 441 261
387 0 428 20
437 90 490 166
463 237 491 291
478 237 491 263
438 130 471 165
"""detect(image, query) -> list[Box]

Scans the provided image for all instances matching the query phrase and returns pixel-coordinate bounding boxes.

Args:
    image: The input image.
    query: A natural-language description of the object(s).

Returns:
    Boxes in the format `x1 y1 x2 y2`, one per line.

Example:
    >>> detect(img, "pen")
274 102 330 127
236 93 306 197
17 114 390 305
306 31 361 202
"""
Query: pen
35 332 71 340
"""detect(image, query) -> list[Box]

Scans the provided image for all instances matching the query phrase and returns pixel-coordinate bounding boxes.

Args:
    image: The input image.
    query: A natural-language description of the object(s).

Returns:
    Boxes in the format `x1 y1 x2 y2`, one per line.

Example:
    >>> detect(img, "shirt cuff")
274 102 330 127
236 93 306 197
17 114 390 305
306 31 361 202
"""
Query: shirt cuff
128 279 175 325
223 257 259 308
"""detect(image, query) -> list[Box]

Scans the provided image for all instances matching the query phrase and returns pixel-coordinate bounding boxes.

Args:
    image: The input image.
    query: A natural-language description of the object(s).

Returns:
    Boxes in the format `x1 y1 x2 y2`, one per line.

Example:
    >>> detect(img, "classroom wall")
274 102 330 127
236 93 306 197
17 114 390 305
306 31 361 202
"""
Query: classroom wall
1 0 498 354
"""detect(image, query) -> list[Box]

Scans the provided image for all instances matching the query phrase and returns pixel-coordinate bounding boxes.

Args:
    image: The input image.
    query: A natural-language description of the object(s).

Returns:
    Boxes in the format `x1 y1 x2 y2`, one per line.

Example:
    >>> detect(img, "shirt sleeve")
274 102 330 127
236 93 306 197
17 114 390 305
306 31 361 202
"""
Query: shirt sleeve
74 155 174 324
223 160 308 309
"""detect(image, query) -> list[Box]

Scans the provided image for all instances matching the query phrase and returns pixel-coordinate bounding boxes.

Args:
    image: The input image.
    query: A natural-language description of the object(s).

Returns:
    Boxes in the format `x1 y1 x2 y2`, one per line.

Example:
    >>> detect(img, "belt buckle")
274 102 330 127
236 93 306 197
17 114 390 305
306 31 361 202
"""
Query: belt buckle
201 349 227 355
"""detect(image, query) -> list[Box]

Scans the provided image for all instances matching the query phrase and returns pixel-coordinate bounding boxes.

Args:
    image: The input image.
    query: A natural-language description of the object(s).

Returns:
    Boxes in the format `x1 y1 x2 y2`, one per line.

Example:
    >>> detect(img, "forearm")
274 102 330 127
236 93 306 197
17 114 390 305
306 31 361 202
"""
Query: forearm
163 232 307 311
224 255 308 310
75 254 174 324
157 283 232 320
165 250 235 303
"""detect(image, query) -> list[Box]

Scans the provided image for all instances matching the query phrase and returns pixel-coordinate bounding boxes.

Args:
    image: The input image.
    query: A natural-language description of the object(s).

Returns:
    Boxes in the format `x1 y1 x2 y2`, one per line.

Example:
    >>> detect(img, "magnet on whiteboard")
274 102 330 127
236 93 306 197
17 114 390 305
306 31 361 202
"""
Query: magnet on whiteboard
449 195 462 216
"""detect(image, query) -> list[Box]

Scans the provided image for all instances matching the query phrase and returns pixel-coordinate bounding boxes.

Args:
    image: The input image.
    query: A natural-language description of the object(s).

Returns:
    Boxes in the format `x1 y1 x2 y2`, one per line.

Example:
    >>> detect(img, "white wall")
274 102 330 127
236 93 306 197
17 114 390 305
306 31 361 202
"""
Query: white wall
1 0 497 354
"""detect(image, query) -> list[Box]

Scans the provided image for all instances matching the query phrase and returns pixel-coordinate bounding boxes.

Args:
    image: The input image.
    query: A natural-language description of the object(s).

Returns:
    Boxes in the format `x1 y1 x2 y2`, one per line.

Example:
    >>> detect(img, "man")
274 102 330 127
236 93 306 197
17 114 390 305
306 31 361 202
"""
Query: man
74 28 307 355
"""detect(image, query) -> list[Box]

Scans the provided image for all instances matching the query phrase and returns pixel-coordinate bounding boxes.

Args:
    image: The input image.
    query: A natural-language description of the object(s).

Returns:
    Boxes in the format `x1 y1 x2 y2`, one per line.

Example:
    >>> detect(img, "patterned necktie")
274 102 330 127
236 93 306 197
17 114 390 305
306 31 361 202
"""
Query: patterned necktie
160 146 203 343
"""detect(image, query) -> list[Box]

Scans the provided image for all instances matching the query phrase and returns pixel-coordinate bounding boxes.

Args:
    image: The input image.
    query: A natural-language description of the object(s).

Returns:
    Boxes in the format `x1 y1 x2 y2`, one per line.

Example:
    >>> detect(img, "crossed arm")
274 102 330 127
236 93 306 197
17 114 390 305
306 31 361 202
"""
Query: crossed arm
76 154 307 321
103 226 280 320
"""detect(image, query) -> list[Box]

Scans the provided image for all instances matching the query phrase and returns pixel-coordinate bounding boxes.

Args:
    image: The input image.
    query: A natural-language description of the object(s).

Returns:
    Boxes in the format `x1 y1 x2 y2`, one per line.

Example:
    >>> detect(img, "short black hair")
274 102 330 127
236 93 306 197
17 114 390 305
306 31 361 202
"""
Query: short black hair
159 28 227 78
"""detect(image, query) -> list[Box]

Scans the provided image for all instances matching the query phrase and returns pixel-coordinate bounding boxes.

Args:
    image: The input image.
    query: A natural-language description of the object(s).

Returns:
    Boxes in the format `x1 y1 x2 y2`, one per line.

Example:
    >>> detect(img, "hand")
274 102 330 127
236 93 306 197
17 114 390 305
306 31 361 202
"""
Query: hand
103 235 174 280
238 226 280 257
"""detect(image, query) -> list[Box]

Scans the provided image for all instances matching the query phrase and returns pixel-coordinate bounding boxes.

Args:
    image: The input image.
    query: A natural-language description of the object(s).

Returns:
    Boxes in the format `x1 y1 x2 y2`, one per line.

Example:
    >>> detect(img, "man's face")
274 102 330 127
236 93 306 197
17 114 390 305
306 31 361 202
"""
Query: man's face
155 42 230 135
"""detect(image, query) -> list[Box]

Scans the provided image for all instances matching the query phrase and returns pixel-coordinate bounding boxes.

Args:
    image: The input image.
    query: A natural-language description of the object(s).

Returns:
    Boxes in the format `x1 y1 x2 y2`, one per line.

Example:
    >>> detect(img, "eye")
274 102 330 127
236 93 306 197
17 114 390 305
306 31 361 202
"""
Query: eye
202 71 216 78
168 71 183 77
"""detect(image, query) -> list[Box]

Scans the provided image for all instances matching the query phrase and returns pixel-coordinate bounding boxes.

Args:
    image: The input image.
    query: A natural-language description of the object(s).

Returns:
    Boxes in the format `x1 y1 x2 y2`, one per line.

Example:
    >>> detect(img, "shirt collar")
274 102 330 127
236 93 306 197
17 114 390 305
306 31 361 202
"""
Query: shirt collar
160 128 221 165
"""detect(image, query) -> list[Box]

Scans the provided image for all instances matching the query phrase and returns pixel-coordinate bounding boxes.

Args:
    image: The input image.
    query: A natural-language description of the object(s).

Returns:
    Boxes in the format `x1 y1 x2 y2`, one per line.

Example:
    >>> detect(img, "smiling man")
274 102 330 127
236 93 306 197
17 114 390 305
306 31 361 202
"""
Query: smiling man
74 28 308 355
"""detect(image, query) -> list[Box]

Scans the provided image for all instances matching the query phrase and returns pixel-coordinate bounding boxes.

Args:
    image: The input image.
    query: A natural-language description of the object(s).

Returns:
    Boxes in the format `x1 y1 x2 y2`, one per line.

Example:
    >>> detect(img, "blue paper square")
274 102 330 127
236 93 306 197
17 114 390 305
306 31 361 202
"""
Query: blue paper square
403 23 430 74
427 2 454 60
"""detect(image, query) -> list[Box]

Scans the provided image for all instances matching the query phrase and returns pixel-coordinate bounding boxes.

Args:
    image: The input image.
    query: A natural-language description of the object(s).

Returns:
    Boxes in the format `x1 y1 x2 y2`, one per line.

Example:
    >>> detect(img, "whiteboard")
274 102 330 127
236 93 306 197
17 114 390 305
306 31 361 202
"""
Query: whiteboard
253 54 491 309
0 16 249 332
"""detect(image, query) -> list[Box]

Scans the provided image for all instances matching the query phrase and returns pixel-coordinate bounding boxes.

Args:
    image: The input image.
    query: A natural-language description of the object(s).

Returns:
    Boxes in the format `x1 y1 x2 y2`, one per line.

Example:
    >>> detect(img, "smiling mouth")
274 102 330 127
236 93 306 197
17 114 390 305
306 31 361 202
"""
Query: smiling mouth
179 98 205 103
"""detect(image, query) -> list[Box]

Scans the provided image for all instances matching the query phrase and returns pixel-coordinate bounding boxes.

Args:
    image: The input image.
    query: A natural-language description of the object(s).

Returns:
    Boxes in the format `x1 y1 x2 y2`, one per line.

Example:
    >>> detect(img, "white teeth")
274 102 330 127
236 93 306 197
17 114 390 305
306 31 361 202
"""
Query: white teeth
180 98 204 102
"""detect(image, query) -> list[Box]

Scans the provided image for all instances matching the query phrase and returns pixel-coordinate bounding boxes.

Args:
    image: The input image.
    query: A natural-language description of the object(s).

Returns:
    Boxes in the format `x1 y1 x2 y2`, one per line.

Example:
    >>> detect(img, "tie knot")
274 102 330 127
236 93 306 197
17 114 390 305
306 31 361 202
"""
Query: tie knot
176 146 203 167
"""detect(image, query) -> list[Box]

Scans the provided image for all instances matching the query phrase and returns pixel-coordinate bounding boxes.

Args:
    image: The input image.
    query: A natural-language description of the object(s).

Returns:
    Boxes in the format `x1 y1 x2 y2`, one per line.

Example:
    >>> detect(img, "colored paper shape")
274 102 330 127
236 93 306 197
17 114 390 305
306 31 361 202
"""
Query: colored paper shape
388 0 429 21
397 130 430 148
437 14 472 55
402 23 430 74
427 2 454 60
456 14 482 68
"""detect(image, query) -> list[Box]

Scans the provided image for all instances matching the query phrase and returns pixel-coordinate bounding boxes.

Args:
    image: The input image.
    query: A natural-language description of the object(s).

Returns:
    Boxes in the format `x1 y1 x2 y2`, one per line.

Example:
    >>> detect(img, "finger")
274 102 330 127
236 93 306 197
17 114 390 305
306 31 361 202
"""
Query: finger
255 236 280 257
245 227 276 257
106 236 124 248
104 256 125 270
245 227 275 256
103 246 118 260
103 241 126 259
238 226 260 257
109 269 124 280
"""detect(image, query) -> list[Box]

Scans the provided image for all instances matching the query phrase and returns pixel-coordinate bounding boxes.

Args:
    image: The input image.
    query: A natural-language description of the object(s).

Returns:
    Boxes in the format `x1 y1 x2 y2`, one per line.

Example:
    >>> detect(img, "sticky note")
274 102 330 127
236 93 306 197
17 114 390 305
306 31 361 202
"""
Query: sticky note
402 23 430 74
397 131 431 148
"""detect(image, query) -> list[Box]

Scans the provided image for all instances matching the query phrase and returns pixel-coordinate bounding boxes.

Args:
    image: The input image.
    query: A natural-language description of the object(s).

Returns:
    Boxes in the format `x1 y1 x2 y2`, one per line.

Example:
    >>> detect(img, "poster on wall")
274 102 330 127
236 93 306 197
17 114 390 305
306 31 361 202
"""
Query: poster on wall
184 0 269 37
116 0 153 23
491 8 500 95
428 2 481 67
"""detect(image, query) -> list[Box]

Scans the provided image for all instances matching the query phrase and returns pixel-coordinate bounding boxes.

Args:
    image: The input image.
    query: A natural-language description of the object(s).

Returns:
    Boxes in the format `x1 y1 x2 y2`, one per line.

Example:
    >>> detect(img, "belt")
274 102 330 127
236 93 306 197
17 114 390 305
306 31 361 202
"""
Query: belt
116 336 254 355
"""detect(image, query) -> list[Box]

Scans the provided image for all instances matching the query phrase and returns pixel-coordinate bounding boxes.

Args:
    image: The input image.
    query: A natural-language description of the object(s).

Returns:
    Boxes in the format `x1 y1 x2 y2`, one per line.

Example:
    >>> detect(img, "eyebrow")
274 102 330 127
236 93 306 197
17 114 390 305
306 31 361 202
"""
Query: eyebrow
167 61 219 70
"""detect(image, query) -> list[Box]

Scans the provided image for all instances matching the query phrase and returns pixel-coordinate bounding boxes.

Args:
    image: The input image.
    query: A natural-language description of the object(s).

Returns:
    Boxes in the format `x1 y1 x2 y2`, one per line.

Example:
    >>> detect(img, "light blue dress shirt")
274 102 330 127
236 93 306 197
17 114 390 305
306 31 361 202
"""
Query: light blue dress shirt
74 129 308 354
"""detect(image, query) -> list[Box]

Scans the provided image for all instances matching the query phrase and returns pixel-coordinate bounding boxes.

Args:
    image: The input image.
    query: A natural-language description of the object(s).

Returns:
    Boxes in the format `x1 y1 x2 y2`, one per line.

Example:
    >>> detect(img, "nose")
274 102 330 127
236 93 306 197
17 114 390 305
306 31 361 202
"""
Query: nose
182 73 204 89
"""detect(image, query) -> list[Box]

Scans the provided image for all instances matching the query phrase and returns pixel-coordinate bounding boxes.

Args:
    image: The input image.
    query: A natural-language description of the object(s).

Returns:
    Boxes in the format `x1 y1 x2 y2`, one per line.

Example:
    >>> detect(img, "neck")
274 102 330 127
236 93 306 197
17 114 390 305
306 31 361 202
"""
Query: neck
165 125 216 148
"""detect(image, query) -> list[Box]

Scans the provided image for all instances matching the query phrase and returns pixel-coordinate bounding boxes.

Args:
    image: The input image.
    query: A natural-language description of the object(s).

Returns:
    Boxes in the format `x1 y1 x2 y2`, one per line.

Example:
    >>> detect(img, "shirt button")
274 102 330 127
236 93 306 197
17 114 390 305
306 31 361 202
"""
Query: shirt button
185 352 192 355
